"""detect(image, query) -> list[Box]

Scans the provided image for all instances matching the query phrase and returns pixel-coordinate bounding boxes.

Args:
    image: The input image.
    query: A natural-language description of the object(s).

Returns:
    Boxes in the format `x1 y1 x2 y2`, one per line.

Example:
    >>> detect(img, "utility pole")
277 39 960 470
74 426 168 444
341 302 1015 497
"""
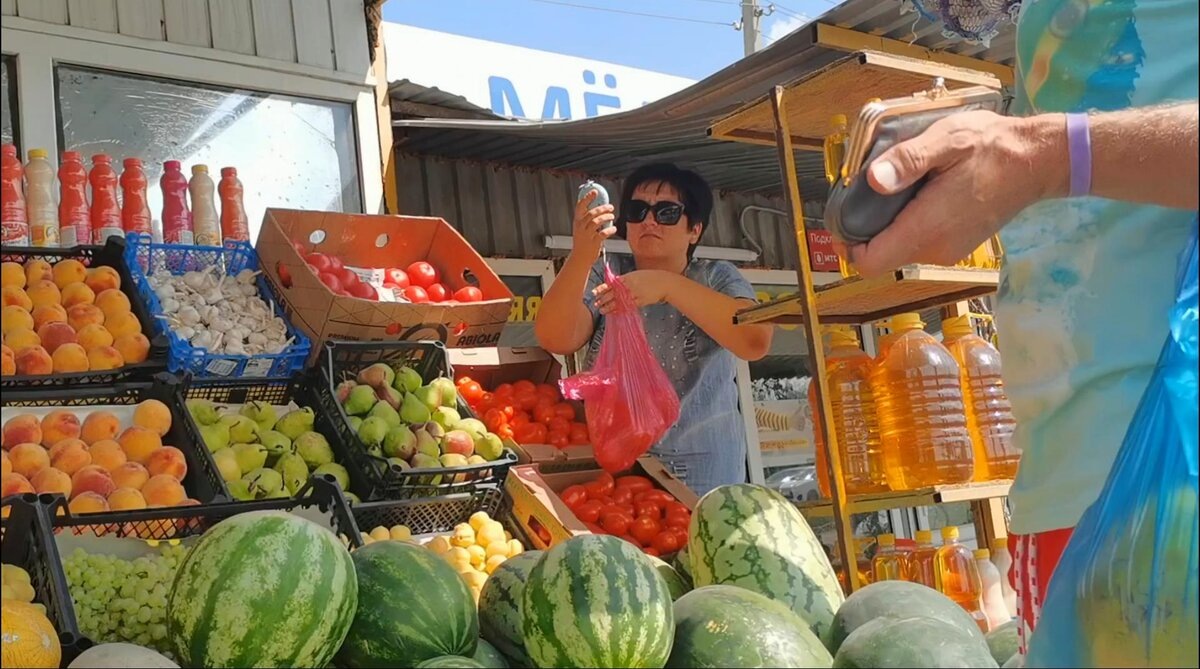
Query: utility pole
741 0 761 56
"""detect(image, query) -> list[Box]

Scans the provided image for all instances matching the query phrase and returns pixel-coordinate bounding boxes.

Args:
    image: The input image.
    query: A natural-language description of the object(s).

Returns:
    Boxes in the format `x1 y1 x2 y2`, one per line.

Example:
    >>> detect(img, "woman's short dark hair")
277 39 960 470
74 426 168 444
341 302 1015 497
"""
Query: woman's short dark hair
616 162 714 257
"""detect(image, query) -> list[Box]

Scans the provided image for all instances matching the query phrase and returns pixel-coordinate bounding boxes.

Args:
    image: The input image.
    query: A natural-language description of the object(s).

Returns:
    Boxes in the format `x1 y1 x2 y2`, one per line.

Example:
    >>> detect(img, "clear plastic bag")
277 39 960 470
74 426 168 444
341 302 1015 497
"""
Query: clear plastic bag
1027 226 1198 668
559 263 681 473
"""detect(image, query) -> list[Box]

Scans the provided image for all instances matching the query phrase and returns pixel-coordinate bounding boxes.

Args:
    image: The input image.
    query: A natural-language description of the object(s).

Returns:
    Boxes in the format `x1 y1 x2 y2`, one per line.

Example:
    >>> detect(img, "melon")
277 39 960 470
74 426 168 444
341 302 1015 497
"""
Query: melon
522 534 674 668
648 555 691 601
1 600 61 669
67 642 178 668
471 638 508 668
828 580 986 653
336 541 478 667
985 620 1018 665
832 616 997 668
478 550 541 667
166 511 357 668
417 656 486 668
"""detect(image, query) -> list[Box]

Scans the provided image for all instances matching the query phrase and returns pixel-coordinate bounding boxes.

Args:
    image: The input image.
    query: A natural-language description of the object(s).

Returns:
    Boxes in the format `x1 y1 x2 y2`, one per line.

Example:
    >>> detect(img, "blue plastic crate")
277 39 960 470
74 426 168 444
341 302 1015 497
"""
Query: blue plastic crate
123 233 311 378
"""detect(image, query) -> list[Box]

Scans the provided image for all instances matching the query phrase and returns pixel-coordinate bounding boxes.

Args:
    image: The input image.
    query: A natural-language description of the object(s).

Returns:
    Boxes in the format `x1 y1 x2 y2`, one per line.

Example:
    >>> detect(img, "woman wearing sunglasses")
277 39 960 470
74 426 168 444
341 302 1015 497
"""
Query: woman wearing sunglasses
535 162 774 495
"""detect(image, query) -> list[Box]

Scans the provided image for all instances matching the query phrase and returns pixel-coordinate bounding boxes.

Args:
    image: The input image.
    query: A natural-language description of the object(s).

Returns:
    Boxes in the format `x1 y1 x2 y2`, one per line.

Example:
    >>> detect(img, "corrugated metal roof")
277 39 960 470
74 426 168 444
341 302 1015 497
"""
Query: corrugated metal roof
388 79 498 116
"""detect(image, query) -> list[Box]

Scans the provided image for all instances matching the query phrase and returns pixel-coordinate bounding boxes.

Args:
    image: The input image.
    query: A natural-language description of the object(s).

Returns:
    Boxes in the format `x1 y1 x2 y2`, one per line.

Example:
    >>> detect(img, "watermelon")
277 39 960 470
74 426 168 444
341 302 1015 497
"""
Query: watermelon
687 484 843 644
336 541 478 667
166 511 357 669
985 620 1018 665
417 656 486 668
522 534 674 668
674 545 694 586
478 550 542 667
1001 651 1024 667
648 556 691 601
471 639 508 668
832 616 998 668
668 585 833 668
828 581 987 653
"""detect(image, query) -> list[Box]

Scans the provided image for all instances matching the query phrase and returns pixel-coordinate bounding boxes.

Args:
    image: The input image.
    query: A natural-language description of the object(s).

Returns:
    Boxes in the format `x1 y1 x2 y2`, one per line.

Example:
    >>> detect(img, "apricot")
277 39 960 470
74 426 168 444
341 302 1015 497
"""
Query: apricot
1 345 13 376
1 452 9 477
31 304 67 330
10 443 50 478
61 282 95 309
80 411 121 445
31 467 72 496
76 323 114 351
37 321 77 354
1 305 34 334
113 332 151 364
104 311 141 339
145 446 187 481
107 487 147 511
48 439 91 475
141 474 186 506
41 410 82 446
25 280 61 309
84 266 121 294
6 328 41 353
52 259 88 289
52 343 90 374
0 262 25 289
14 346 52 375
68 490 109 514
2 414 42 450
71 465 116 499
93 289 131 320
23 259 52 286
110 461 149 490
118 426 162 464
88 440 126 471
1 472 34 497
67 303 104 331
133 399 172 437
1 286 32 311
86 345 124 371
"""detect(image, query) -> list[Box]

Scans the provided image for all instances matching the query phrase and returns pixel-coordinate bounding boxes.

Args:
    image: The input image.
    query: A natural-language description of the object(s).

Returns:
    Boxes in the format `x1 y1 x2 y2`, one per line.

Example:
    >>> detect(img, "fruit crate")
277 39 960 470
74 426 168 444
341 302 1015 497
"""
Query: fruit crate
181 373 373 502
0 373 228 509
0 494 92 666
314 340 518 501
122 233 311 379
1 237 170 390
346 485 533 549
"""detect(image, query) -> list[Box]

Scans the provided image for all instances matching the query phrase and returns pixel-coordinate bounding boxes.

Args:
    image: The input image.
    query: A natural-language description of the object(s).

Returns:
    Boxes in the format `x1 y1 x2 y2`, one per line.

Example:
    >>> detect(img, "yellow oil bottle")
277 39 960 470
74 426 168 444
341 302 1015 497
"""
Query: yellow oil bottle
941 316 1020 481
871 533 905 582
904 529 939 588
935 526 988 633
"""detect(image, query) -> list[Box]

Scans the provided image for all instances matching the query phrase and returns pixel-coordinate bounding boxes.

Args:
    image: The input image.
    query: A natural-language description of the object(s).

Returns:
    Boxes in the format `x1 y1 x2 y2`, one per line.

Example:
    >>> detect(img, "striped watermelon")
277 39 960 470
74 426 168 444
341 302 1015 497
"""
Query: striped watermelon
336 541 478 668
166 510 357 668
471 638 509 668
478 551 542 667
648 556 691 601
687 484 844 645
417 656 486 668
522 534 674 668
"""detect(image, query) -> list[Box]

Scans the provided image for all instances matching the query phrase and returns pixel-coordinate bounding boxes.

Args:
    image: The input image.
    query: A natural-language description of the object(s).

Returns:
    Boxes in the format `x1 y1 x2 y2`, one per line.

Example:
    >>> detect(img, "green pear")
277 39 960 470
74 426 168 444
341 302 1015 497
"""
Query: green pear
439 453 470 483
344 385 378 417
244 467 284 499
413 385 441 412
186 398 223 426
474 432 505 461
212 447 241 482
454 418 487 437
440 430 475 457
430 377 458 408
344 491 361 505
422 421 446 441
335 380 358 404
376 385 403 411
386 457 411 472
383 425 417 460
414 428 440 458
399 392 432 424
410 453 442 478
431 406 461 431
367 443 384 459
368 400 402 429
294 431 335 468
392 366 422 393
227 479 254 501
267 488 291 499
275 406 316 441
221 415 259 444
232 442 267 474
467 455 487 466
313 462 350 490
356 417 389 450
274 453 309 495
348 416 363 432
357 363 396 390
198 422 230 453
259 430 294 464
239 401 278 433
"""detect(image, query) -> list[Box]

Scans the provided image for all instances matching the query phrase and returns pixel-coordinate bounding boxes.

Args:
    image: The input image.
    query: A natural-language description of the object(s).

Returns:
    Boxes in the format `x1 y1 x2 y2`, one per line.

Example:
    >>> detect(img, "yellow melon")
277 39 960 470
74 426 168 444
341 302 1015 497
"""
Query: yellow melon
1 600 61 669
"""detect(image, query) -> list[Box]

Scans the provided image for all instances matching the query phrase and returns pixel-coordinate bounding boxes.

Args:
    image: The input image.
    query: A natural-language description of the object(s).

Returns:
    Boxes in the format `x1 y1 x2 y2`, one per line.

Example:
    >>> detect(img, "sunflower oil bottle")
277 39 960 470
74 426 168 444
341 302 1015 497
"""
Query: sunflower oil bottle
905 529 939 588
823 114 848 185
872 313 974 489
941 315 1020 481
810 326 888 498
935 526 988 633
871 533 905 582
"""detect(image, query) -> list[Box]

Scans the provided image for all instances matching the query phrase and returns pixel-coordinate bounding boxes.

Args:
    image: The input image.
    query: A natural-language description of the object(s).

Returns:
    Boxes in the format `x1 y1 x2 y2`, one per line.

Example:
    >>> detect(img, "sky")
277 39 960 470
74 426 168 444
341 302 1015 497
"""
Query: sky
381 0 840 81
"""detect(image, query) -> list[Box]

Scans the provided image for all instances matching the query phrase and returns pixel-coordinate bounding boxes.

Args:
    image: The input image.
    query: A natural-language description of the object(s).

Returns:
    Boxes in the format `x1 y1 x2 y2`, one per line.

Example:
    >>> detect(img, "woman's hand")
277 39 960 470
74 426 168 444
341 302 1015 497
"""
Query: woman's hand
593 270 676 314
572 190 617 261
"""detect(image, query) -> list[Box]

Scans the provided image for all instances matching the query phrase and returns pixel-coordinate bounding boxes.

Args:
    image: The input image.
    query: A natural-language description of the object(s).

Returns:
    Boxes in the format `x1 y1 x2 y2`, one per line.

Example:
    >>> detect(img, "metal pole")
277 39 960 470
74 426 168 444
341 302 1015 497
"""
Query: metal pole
742 0 761 56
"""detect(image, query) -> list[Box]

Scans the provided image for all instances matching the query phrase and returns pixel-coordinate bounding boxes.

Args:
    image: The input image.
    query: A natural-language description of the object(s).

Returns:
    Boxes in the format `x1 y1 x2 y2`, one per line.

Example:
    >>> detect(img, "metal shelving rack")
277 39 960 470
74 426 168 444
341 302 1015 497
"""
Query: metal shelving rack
708 50 1011 592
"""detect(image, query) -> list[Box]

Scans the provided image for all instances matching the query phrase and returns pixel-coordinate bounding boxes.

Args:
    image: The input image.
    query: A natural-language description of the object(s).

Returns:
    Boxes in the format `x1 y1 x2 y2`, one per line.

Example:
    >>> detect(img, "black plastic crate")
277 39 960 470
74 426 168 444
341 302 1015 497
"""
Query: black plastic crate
314 340 518 501
347 485 533 549
1 373 228 509
182 374 372 502
0 494 91 667
0 237 170 390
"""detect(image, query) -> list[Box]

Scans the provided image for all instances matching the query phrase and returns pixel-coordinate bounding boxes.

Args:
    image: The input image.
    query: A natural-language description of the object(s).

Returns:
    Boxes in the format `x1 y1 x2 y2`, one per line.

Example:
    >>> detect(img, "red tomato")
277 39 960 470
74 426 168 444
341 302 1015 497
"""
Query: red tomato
513 379 536 395
426 282 449 302
510 412 530 428
553 403 577 420
496 425 514 441
635 501 662 519
584 482 608 501
616 476 654 493
305 252 332 273
642 546 661 558
536 383 560 399
591 473 615 497
291 240 307 256
516 392 539 412
500 404 516 419
348 281 377 300
548 433 570 449
619 534 641 548
402 285 430 303
533 405 557 425
460 381 484 404
652 531 684 554
495 383 515 398
601 512 632 535
406 261 439 288
568 423 590 445
662 501 691 518
611 486 634 505
584 521 604 534
513 422 546 444
547 416 571 435
534 395 557 411
454 286 484 302
639 490 675 506
575 500 603 524
335 267 361 288
560 485 587 509
319 271 344 293
483 408 508 431
327 255 345 272
456 375 473 388
665 510 691 530
477 390 495 406
630 516 662 546
385 267 410 288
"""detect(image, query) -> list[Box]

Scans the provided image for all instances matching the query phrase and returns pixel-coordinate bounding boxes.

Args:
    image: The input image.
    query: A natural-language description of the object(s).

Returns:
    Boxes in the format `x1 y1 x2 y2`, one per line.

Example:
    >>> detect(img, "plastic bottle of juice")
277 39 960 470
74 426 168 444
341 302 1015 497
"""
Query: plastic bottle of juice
991 537 1017 618
189 164 220 246
872 313 974 489
161 160 192 244
1 143 29 245
218 166 250 243
810 326 887 497
24 149 59 248
871 533 905 582
89 154 122 243
941 315 1020 481
935 526 988 633
823 114 848 185
974 548 1011 630
57 151 90 246
120 158 152 236
904 529 939 588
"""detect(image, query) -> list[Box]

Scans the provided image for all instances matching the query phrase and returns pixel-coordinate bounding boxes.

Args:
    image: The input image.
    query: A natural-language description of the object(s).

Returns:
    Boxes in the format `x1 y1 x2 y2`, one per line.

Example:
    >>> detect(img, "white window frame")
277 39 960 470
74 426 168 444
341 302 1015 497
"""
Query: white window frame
0 16 383 214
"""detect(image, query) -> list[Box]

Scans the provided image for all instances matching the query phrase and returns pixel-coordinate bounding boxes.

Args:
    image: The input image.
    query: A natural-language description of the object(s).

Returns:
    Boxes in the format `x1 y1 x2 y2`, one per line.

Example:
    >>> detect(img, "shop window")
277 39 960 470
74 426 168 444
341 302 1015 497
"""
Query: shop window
54 65 361 241
1 55 18 150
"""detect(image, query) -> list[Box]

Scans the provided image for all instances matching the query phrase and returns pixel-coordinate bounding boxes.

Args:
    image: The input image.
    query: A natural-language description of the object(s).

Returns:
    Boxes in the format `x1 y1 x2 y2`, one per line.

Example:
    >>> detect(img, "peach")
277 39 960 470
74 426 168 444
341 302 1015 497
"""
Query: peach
104 311 141 339
141 474 186 507
49 439 91 475
94 289 131 320
88 440 126 471
133 399 172 437
1 261 25 289
23 259 52 286
52 259 88 289
68 491 109 514
1 286 32 311
14 346 52 375
3 414 42 450
81 412 121 445
37 321 77 353
1 451 9 476
113 332 151 364
86 345 124 371
1 305 34 334
2 472 34 497
6 328 41 353
110 461 149 489
1 345 13 376
31 467 72 496
52 343 90 374
61 282 95 308
107 487 146 511
76 323 114 351
10 443 49 478
71 465 116 499
25 280 61 309
118 426 161 464
145 446 187 481
66 303 104 331
84 266 121 294
31 304 67 330
41 410 81 446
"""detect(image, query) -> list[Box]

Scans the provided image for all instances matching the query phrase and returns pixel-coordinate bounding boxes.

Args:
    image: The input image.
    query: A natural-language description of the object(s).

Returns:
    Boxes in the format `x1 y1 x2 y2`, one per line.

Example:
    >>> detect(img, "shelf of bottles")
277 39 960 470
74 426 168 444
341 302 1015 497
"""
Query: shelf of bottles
796 480 1012 518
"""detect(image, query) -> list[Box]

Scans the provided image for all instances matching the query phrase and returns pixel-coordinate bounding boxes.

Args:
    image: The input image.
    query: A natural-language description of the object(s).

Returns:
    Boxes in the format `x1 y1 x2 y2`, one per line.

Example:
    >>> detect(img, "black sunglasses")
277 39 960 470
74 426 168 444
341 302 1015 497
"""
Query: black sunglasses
623 199 686 226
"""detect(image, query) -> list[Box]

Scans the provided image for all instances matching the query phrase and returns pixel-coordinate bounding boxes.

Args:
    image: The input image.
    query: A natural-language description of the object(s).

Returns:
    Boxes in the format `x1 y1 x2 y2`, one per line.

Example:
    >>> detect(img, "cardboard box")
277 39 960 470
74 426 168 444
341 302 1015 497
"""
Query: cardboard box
256 209 514 361
505 456 699 550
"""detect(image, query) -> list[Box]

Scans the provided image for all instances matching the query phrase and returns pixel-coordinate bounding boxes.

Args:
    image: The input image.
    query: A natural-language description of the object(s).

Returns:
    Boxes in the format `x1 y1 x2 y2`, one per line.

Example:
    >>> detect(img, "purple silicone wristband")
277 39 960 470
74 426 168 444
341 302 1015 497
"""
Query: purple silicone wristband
1066 112 1093 197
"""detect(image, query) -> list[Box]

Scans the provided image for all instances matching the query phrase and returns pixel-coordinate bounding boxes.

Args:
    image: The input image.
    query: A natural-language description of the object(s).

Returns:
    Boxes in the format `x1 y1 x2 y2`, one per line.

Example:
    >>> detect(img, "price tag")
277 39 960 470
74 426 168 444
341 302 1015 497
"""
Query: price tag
242 358 274 378
203 358 238 377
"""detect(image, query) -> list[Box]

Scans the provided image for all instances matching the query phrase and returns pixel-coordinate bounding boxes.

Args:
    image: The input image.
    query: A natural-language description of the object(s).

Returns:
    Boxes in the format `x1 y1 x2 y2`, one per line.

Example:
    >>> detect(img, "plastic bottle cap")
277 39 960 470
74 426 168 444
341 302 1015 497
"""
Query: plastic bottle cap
993 537 1008 549
831 113 848 127
92 154 111 163
123 157 142 168
221 167 238 177
915 529 933 543
889 313 925 332
27 148 47 159
941 525 960 540
877 533 895 547
825 325 860 349
974 548 991 559
62 151 82 162
942 315 975 339
163 160 181 170
192 164 209 174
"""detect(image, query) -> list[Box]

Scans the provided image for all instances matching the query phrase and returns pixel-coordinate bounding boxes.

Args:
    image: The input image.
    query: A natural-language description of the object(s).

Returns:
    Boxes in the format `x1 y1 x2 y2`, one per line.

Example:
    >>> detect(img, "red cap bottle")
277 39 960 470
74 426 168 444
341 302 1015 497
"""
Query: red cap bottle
161 159 193 244
58 151 90 246
218 167 250 243
89 154 123 244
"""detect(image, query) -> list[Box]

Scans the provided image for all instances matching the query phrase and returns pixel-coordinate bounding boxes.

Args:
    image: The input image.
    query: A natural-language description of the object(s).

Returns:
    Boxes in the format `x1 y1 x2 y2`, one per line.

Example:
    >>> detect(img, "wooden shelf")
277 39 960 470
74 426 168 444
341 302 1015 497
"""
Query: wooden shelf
734 264 999 326
796 480 1012 518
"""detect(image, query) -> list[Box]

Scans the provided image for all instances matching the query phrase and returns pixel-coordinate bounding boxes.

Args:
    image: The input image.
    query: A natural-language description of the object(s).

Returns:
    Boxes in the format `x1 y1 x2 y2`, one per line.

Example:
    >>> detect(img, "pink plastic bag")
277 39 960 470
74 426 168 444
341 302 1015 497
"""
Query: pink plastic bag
559 264 681 473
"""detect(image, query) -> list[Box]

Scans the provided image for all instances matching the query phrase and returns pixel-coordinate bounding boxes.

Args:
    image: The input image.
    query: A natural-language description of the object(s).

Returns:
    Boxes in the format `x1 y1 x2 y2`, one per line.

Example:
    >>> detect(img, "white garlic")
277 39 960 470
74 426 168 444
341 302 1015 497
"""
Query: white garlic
248 332 269 347
154 284 176 301
223 341 248 356
191 331 216 349
176 326 196 340
236 269 259 285
239 283 258 297
182 271 208 291
177 305 201 326
160 297 181 314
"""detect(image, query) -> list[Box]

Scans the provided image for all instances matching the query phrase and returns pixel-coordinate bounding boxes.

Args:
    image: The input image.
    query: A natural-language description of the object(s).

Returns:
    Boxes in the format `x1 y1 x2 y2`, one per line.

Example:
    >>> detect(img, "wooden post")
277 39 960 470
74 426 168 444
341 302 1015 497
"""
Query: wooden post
372 22 398 214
